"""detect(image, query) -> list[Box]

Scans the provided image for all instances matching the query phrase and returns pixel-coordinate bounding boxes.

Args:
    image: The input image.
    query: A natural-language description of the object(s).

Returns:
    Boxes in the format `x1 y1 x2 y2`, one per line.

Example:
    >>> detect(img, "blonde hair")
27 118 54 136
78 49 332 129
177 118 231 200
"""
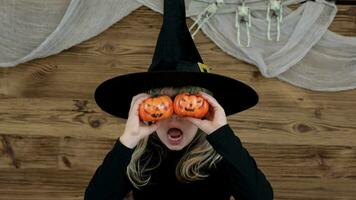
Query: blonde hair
126 86 222 189
127 130 222 188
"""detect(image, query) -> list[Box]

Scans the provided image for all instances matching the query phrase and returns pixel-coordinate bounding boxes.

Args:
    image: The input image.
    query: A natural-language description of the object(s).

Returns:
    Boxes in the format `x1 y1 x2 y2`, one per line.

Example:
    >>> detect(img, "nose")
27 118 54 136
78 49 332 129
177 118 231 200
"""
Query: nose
170 114 177 119
169 113 181 120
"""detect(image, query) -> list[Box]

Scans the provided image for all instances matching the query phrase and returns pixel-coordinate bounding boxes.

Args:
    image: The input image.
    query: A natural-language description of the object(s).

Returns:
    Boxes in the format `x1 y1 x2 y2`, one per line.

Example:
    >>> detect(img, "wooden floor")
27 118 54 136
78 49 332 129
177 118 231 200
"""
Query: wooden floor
0 4 355 200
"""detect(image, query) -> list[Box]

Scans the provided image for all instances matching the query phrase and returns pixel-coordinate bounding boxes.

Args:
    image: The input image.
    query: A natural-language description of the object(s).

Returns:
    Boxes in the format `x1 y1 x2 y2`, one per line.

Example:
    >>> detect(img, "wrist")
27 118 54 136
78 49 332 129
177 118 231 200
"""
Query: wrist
207 123 228 135
119 134 140 149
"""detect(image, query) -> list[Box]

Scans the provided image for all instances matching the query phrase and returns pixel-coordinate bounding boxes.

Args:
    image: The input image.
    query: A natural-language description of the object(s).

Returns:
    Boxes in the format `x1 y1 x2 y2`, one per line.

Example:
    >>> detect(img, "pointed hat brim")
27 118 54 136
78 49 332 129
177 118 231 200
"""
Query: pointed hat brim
94 71 258 119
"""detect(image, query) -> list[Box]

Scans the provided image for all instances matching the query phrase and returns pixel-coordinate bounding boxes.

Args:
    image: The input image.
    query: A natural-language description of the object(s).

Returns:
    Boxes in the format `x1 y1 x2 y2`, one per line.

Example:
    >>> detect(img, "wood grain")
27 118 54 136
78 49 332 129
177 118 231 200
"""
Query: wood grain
0 4 355 200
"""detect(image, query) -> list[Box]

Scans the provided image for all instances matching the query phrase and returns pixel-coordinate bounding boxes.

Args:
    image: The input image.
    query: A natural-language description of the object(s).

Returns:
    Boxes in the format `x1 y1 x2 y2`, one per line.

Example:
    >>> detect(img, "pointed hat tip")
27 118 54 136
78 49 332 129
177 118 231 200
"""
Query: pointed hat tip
149 0 203 70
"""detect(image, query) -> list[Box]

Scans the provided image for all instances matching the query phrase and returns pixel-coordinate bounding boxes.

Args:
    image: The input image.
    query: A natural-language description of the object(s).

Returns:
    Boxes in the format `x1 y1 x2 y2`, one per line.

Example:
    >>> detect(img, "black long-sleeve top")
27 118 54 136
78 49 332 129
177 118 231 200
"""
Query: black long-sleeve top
84 124 274 200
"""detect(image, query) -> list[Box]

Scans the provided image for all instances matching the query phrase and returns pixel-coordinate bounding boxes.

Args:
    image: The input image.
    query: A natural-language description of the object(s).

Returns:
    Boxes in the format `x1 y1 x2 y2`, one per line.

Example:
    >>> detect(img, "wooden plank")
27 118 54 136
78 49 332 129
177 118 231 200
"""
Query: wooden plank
0 169 86 200
1 134 356 181
269 177 356 200
0 168 355 200
0 97 124 139
1 97 356 146
329 5 356 36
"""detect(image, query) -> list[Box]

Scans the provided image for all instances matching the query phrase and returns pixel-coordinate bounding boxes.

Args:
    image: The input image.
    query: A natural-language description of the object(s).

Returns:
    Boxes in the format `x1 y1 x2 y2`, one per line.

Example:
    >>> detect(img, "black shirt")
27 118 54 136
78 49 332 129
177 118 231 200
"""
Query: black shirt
84 124 274 200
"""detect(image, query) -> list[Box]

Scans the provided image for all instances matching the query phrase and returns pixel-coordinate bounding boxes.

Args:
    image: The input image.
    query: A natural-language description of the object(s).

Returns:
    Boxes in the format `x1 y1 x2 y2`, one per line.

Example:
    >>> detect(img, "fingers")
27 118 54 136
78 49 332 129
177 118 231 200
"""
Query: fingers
130 93 151 110
198 91 224 113
141 121 160 136
186 117 213 134
128 93 151 119
130 93 151 108
185 117 205 127
199 92 220 108
148 121 160 131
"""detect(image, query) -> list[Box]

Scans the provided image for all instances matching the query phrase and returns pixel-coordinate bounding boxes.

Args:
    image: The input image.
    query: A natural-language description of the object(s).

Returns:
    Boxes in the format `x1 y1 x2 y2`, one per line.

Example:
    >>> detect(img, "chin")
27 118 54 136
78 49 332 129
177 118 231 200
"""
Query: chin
163 135 184 150
165 143 187 151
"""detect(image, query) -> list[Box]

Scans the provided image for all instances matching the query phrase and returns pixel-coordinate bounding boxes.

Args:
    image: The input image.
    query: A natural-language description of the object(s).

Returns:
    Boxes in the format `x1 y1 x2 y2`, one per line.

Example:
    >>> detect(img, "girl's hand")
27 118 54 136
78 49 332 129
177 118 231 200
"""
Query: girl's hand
120 93 160 148
185 91 227 134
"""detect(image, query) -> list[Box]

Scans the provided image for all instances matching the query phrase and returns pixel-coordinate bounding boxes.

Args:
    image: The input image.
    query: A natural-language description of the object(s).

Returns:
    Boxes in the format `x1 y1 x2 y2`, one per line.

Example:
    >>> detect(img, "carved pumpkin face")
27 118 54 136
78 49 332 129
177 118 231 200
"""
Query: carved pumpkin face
139 95 173 122
173 93 209 118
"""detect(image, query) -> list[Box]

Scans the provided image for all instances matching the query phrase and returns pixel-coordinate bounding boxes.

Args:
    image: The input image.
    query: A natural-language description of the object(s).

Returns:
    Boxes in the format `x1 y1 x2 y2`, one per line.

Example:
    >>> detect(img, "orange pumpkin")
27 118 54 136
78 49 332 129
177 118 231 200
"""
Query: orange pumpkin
173 93 209 118
139 95 173 122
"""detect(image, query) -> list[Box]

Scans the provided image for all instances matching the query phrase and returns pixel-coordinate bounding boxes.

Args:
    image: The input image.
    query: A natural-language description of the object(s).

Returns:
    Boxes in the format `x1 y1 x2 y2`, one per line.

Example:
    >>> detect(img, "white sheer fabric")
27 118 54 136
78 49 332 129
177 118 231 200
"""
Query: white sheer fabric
0 0 355 91
137 0 356 91
0 0 141 67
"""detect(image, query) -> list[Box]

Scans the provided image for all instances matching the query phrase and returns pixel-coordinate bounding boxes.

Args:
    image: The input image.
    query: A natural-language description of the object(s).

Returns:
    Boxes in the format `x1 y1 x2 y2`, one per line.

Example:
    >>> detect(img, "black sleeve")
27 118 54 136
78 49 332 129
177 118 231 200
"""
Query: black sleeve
84 138 134 200
206 124 274 200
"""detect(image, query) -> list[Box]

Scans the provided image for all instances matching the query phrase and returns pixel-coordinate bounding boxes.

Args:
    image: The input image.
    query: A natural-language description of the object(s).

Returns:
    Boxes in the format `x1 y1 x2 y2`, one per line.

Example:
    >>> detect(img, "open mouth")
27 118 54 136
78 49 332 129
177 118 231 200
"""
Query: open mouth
167 128 183 144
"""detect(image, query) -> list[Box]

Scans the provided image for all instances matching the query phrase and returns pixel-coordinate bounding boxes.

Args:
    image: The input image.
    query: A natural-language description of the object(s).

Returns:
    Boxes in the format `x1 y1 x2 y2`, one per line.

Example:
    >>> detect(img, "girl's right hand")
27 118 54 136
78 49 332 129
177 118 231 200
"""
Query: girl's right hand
119 93 160 149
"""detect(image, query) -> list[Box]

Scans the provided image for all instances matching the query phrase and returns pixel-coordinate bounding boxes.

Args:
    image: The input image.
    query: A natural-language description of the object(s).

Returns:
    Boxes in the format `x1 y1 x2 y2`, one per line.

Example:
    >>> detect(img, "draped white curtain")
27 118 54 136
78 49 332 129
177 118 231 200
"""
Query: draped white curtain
0 0 141 66
0 0 355 91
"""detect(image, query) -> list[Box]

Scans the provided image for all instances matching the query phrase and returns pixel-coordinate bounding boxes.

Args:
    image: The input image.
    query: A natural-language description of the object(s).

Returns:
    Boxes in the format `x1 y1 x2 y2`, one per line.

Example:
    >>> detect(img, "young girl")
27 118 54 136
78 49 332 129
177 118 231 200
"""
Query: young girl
85 86 273 200
87 0 274 199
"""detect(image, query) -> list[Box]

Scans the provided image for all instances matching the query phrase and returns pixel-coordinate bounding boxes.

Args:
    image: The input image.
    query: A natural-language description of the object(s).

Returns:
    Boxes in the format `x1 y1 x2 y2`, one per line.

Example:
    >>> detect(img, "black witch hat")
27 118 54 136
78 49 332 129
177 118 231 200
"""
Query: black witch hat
94 0 258 119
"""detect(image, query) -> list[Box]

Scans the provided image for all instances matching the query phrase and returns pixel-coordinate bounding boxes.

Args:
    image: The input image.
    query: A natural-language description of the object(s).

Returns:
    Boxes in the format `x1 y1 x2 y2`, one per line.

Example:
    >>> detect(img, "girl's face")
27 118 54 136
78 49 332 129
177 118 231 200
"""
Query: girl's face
152 87 198 151
155 114 198 151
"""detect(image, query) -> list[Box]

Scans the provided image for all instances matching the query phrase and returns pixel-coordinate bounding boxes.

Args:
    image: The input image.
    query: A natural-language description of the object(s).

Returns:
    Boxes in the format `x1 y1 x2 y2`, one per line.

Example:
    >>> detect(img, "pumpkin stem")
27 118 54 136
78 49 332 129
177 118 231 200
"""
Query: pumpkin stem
148 88 158 97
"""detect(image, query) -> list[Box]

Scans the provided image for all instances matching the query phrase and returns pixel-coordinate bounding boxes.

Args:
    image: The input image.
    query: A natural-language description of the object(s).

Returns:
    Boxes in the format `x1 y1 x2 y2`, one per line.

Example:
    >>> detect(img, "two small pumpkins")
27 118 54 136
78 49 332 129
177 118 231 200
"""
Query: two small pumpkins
139 93 210 122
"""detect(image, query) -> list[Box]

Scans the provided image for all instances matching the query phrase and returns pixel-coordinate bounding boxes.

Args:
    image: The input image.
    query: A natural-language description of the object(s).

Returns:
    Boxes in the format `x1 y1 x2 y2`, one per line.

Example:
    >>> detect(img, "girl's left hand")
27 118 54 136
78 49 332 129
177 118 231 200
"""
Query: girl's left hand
185 91 227 134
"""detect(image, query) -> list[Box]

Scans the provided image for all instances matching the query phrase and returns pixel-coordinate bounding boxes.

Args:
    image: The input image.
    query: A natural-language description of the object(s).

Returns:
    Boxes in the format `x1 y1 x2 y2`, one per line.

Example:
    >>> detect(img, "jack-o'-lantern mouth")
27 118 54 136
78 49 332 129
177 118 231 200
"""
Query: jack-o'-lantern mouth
184 108 195 112
150 113 163 118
